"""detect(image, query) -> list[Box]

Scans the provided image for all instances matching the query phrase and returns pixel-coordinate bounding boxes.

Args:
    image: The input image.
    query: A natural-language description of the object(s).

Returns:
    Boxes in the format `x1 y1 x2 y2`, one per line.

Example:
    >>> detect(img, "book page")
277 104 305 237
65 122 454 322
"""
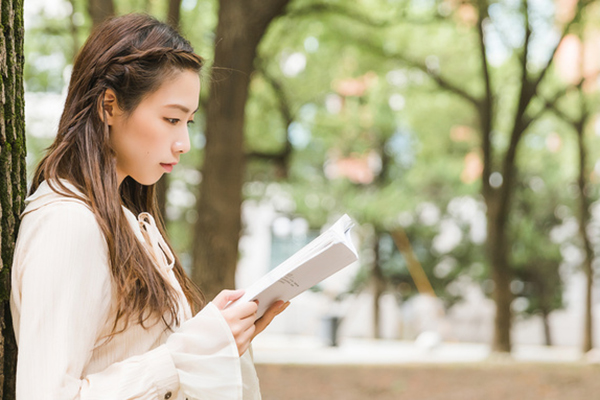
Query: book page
230 214 358 318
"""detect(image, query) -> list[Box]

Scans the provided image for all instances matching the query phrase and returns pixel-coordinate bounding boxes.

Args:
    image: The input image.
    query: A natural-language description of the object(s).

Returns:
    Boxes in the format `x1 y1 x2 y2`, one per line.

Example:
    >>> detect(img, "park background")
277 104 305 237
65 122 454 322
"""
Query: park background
2 0 600 398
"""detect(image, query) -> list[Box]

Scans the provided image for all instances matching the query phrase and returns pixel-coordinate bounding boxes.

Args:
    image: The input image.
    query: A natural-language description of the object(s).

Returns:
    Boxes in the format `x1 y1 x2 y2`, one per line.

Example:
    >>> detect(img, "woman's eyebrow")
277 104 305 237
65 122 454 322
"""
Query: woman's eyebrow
164 104 199 114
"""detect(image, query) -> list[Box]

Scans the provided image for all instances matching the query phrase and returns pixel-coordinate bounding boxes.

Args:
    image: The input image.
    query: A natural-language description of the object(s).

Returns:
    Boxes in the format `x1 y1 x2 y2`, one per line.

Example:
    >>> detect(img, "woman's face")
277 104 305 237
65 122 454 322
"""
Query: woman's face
106 69 200 186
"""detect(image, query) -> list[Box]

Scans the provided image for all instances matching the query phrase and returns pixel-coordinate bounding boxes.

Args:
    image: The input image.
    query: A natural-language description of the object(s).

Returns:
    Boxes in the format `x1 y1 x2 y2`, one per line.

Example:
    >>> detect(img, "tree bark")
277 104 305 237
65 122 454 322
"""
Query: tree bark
544 28 594 353
167 0 182 29
474 1 513 353
576 120 594 352
247 66 294 179
541 309 552 347
87 0 115 28
192 0 290 300
156 175 168 223
372 235 385 339
0 0 26 397
485 198 513 352
475 0 574 353
152 0 184 224
68 0 79 61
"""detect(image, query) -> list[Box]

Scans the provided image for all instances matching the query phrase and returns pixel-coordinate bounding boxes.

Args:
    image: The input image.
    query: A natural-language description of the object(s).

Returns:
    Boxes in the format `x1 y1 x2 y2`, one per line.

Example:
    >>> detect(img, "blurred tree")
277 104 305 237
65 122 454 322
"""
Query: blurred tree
344 0 594 352
255 0 600 351
155 0 185 226
514 258 562 346
67 0 81 59
0 0 26 397
167 0 182 29
22 0 600 350
573 102 595 353
371 232 386 338
87 0 115 28
510 175 565 346
24 8 77 92
243 1 487 338
192 0 292 300
247 63 293 179
548 81 596 352
545 13 600 351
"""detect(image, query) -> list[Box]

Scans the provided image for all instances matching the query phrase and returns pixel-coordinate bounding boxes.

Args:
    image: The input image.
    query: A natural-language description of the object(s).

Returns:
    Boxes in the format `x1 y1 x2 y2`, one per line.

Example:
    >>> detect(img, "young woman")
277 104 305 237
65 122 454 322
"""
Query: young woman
10 13 287 399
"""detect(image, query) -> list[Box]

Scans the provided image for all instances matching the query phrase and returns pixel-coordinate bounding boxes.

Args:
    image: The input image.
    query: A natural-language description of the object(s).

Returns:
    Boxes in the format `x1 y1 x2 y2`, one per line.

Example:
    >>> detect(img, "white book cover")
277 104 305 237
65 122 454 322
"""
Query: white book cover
231 214 359 318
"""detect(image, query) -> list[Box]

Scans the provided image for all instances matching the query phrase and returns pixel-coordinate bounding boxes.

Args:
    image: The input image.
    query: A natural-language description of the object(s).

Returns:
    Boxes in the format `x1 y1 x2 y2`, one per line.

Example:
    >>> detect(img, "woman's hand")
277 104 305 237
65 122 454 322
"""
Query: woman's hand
212 290 290 356
213 290 257 356
253 300 290 339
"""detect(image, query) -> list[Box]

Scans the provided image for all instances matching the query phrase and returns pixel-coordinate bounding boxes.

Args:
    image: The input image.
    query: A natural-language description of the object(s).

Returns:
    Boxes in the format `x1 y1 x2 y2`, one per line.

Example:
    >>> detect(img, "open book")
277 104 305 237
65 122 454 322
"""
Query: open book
230 214 359 318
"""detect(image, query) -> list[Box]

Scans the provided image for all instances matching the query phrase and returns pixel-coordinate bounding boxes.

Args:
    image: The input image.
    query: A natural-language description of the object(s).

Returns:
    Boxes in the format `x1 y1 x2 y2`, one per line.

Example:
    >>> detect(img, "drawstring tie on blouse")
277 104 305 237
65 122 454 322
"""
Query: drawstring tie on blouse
138 212 174 276
136 212 192 320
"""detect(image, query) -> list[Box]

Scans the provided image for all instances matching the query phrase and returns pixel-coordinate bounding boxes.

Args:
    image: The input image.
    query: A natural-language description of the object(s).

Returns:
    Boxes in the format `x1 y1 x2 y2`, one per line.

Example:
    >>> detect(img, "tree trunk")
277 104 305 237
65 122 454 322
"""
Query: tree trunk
192 0 290 300
152 0 184 224
371 235 385 339
167 0 182 29
541 309 552 347
485 195 513 353
475 2 513 354
68 0 79 60
576 121 594 352
0 0 26 397
474 0 575 354
156 175 167 224
87 0 115 28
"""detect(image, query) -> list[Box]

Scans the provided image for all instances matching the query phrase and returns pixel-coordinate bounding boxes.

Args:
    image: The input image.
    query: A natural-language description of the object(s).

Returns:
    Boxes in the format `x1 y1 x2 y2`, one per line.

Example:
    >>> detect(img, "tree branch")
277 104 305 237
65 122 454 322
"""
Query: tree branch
496 0 591 219
502 0 590 176
246 64 294 177
502 0 531 163
533 83 581 127
531 0 589 95
539 79 590 136
496 0 532 223
255 62 295 124
347 33 481 108
476 0 493 195
285 2 441 28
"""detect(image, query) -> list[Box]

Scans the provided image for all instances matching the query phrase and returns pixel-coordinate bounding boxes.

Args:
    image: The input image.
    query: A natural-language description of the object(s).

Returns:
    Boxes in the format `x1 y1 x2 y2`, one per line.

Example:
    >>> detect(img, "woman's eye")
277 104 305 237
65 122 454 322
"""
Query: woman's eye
165 118 180 125
187 120 195 125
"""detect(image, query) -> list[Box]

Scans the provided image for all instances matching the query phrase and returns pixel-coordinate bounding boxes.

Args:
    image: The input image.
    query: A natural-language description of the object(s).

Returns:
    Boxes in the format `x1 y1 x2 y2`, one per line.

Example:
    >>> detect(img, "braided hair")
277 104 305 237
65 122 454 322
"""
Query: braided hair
30 13 204 336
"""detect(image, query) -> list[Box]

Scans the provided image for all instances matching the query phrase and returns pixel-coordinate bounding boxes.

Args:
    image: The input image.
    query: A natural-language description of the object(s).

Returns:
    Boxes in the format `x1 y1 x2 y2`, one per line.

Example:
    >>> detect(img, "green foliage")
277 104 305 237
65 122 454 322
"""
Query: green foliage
509 174 565 317
23 0 600 323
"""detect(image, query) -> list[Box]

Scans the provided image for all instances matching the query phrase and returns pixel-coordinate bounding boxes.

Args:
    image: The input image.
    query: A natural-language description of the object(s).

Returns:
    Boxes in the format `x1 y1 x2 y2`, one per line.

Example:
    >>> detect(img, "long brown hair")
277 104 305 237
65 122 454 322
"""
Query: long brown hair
30 13 204 334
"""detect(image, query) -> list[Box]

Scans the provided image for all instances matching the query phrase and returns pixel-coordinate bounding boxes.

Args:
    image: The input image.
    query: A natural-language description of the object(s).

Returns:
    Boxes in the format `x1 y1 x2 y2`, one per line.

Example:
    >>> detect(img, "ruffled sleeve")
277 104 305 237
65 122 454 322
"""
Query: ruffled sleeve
241 346 262 399
130 210 261 399
165 303 243 399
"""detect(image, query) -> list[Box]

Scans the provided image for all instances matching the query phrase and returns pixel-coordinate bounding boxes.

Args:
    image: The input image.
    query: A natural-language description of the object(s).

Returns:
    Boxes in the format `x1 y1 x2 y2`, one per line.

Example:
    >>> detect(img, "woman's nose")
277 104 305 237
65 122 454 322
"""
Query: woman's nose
173 129 191 154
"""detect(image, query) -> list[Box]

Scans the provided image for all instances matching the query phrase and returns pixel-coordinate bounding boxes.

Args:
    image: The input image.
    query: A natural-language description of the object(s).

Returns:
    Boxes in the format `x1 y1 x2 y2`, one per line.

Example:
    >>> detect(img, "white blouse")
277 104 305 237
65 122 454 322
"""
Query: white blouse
10 180 261 400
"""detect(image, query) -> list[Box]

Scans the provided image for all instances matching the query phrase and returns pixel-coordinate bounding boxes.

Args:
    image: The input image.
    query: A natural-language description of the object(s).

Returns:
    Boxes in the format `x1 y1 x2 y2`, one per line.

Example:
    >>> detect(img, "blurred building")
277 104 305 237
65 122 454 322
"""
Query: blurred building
24 87 600 350
237 199 600 348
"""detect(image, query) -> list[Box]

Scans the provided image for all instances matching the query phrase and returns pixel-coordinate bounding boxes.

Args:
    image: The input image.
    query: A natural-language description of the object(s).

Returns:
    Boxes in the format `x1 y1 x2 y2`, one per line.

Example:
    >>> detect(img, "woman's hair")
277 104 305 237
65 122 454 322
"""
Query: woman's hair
30 13 204 335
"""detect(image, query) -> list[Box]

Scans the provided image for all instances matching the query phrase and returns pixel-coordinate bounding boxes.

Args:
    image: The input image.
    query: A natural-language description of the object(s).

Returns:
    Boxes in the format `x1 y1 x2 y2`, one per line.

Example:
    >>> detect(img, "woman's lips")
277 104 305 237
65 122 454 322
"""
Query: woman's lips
160 163 174 173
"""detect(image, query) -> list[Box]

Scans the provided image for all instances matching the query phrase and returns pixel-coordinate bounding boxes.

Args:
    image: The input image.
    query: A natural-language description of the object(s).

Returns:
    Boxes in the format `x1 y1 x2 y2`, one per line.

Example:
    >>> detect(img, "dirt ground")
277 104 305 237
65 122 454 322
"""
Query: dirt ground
256 363 600 400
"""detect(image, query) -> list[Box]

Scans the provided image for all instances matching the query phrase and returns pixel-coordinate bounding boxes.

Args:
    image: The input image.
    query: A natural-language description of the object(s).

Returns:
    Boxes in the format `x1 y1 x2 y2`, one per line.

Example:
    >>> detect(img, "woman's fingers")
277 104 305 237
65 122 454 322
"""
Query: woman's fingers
221 300 258 321
217 296 290 355
219 300 258 355
236 324 256 355
212 289 245 310
254 301 290 337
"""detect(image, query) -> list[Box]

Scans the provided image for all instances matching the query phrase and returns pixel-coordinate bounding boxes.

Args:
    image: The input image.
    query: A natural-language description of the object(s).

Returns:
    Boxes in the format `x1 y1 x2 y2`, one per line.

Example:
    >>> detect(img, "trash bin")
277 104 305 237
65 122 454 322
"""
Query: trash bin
321 315 342 347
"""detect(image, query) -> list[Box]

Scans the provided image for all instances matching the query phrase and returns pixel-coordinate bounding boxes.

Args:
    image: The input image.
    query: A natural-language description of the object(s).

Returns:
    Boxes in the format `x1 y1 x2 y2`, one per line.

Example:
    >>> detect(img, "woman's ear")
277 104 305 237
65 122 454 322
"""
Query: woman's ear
99 89 120 125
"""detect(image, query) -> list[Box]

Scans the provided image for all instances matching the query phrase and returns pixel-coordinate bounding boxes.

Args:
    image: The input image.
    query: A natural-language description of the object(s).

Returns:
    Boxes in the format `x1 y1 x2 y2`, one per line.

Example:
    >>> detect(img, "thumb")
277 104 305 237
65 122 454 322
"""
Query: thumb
212 289 245 310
